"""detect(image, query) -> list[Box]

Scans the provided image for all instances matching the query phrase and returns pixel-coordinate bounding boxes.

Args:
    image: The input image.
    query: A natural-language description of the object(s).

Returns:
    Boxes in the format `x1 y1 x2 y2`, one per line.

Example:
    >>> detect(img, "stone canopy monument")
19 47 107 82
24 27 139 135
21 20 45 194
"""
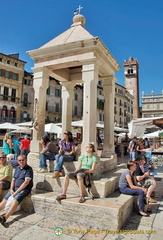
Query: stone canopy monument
27 11 120 172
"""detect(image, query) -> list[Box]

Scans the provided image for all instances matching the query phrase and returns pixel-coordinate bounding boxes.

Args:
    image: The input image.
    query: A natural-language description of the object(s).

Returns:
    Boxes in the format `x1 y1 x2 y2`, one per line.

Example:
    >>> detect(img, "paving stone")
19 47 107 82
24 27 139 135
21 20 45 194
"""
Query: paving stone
37 216 87 238
12 225 79 240
18 213 45 224
0 219 31 239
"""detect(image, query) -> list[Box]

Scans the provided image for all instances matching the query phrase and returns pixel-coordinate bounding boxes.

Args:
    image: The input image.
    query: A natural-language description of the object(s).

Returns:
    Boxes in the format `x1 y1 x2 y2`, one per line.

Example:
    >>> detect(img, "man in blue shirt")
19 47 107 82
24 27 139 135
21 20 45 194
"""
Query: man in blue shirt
0 154 33 225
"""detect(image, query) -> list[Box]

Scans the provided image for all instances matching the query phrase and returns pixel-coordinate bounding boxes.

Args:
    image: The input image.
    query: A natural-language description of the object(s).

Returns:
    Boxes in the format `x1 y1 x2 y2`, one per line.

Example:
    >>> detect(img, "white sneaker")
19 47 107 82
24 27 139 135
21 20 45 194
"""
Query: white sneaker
37 168 42 172
39 168 48 173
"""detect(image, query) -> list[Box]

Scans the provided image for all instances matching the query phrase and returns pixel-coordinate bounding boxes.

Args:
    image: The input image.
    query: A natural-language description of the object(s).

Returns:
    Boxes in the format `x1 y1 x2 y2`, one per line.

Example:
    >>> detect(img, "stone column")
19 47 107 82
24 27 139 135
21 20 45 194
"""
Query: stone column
101 76 117 158
81 64 98 153
28 67 49 170
60 82 75 132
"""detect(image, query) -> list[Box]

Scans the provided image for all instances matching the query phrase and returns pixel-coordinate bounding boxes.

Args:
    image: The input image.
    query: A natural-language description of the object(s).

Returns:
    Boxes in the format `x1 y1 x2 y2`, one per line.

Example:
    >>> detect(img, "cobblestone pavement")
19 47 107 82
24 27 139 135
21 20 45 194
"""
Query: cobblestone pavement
0 154 163 240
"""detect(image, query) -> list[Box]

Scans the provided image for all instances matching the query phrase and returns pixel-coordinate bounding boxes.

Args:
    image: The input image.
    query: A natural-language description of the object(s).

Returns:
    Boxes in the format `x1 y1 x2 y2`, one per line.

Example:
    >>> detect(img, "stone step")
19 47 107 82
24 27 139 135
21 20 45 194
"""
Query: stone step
31 191 135 230
33 164 126 198
31 154 117 179
1 189 34 213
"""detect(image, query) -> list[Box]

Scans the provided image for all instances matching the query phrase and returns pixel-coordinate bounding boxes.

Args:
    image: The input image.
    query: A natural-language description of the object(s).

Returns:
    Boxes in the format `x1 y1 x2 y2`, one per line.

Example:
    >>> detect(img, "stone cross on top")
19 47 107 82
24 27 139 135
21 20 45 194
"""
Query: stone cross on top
74 5 83 15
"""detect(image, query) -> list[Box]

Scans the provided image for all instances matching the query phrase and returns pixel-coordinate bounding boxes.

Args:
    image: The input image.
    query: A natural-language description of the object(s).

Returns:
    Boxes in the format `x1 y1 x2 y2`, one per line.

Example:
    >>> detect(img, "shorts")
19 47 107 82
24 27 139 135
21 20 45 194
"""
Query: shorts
137 177 154 188
4 189 31 204
0 181 10 190
67 171 86 180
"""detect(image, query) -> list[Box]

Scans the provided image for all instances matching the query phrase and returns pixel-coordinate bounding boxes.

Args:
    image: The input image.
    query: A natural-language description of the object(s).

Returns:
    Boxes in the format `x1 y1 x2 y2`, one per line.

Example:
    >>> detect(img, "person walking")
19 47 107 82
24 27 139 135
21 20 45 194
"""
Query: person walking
20 135 30 156
2 133 13 155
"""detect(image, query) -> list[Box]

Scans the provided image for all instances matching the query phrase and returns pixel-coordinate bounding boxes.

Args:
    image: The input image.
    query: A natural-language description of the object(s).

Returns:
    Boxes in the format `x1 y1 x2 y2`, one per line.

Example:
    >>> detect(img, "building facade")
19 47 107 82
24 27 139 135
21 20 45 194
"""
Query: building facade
0 52 134 127
21 71 34 122
0 53 26 123
141 91 163 118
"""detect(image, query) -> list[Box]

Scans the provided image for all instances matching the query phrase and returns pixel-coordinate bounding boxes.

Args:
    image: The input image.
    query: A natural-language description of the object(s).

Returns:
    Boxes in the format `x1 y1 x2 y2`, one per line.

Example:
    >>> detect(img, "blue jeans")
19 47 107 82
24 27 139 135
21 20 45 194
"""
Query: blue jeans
54 154 74 172
130 151 136 161
4 189 31 204
21 149 30 156
119 187 144 211
39 153 56 169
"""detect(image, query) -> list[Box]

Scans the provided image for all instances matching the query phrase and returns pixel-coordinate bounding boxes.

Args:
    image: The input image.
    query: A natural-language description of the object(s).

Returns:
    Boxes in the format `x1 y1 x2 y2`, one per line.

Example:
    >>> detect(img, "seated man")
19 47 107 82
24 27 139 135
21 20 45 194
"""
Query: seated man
135 155 157 203
7 154 19 169
0 154 33 225
38 135 58 173
0 152 13 197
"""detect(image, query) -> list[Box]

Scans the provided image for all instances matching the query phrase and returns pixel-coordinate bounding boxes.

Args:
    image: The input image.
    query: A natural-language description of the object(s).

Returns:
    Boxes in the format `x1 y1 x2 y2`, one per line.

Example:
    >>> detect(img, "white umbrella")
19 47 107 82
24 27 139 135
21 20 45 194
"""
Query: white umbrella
45 123 62 138
143 130 163 138
16 121 33 127
0 122 27 130
10 128 32 134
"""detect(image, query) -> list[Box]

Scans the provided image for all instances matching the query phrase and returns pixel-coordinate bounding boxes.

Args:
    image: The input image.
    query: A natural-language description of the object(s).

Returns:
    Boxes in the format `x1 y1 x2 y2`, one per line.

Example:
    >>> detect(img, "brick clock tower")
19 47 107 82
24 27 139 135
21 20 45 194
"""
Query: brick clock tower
124 57 139 119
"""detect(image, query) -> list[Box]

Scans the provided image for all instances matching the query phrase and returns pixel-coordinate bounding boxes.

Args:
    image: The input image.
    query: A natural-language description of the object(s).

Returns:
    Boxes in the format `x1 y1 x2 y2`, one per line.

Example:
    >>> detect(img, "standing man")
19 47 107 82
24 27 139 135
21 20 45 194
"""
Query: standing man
20 135 30 156
0 155 33 225
129 137 137 161
0 152 13 197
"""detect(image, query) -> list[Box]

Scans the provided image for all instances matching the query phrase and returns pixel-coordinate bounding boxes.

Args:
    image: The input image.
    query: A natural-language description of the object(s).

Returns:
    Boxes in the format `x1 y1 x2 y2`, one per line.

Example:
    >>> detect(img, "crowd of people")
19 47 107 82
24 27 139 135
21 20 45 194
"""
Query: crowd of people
2 133 31 158
0 130 97 225
0 130 159 224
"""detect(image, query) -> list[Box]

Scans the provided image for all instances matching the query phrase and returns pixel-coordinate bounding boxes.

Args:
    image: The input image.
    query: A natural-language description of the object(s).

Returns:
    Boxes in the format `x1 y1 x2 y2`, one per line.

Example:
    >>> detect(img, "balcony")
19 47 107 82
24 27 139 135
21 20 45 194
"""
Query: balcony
21 102 31 108
0 116 16 123
0 94 20 103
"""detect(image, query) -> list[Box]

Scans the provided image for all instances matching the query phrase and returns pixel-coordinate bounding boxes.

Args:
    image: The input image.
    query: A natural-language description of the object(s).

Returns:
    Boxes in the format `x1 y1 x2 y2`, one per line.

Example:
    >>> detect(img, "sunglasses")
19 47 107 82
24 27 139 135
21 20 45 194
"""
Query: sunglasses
64 132 68 135
18 159 25 162
0 157 6 159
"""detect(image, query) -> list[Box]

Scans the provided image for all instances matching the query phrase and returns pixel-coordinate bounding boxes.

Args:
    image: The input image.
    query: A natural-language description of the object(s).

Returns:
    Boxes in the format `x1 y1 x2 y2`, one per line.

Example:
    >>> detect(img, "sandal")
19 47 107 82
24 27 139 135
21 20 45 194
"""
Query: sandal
56 194 67 201
0 215 6 225
79 196 85 203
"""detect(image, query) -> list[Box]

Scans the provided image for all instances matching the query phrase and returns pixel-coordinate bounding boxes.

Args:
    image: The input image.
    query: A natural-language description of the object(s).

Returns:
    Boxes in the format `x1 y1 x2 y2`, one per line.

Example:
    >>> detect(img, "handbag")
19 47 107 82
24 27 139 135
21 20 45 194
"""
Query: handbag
5 195 20 213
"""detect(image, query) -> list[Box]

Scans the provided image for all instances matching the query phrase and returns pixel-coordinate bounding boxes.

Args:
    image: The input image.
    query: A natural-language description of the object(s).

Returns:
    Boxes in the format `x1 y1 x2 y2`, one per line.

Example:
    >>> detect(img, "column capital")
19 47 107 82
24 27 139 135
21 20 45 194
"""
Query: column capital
32 67 49 90
60 81 76 91
82 63 98 74
100 75 117 85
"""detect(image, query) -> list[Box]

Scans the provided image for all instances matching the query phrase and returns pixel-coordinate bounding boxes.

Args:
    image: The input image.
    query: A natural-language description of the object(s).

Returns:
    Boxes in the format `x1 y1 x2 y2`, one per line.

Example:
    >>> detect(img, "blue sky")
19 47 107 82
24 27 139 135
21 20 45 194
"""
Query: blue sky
1 0 163 100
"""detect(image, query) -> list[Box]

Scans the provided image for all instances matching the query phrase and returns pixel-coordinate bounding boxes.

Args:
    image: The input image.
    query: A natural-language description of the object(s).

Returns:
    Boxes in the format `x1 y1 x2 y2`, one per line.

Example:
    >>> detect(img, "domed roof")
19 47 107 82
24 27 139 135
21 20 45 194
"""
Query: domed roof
72 14 86 26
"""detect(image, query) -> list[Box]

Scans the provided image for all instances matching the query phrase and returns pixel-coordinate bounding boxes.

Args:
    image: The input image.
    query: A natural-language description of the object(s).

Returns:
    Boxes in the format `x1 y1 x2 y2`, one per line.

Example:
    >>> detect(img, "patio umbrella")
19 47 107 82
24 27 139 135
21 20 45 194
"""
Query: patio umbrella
0 122 27 130
45 123 62 138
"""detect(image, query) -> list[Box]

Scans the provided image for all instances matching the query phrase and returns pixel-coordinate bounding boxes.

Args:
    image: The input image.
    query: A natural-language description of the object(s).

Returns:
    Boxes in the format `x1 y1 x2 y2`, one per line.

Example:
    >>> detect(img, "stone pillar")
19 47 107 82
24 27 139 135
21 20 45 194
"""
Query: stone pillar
28 67 49 170
61 82 75 132
101 76 117 158
81 64 98 153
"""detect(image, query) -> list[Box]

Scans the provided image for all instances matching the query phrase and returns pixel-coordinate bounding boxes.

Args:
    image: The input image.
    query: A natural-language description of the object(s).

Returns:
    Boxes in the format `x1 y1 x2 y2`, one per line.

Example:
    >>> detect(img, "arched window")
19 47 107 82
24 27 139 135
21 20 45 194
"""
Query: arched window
2 105 8 117
10 107 16 118
23 93 28 107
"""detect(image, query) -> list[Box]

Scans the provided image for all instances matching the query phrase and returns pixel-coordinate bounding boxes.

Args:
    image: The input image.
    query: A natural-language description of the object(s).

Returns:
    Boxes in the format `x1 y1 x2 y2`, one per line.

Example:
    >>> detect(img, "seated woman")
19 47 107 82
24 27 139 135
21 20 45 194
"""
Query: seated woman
38 135 58 173
52 131 75 178
119 161 148 217
56 143 97 203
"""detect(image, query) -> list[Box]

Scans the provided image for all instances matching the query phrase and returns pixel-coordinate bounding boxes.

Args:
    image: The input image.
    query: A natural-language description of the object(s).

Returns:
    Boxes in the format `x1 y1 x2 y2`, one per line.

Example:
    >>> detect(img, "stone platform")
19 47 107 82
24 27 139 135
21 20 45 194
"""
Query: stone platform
31 191 135 230
33 163 126 198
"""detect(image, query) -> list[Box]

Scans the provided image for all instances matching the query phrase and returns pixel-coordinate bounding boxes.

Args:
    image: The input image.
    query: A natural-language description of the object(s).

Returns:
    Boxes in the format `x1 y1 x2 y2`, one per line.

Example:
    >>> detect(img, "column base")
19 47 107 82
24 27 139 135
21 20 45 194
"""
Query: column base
101 151 117 158
27 152 40 172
